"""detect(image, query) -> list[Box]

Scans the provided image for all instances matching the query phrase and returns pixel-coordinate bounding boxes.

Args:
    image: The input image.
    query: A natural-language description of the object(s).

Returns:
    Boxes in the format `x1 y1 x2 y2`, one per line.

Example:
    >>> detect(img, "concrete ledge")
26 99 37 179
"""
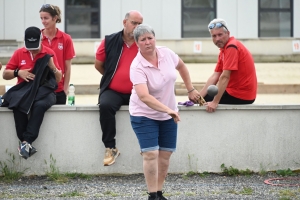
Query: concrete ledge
0 104 300 176
175 83 300 95
2 83 299 95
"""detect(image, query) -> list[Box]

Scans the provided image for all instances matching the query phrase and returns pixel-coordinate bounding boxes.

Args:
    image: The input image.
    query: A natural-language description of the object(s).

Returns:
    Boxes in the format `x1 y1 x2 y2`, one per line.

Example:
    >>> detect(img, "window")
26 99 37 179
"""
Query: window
259 0 293 37
181 0 216 38
65 0 100 38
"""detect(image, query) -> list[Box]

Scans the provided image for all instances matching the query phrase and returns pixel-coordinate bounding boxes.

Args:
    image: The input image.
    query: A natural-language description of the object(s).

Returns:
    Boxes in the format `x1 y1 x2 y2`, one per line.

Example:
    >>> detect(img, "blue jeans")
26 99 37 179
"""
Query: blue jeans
130 116 177 153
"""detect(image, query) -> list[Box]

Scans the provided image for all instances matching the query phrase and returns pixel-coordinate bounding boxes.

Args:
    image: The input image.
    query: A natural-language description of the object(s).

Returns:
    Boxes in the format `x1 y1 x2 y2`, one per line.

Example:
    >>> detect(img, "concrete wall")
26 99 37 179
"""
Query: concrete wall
101 0 181 40
1 38 299 64
54 38 300 63
1 0 300 40
0 0 64 41
0 105 299 176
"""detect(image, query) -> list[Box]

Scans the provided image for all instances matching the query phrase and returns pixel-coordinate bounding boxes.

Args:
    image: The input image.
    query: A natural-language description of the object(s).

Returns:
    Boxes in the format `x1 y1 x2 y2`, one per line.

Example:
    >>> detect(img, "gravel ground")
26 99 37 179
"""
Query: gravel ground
0 173 300 199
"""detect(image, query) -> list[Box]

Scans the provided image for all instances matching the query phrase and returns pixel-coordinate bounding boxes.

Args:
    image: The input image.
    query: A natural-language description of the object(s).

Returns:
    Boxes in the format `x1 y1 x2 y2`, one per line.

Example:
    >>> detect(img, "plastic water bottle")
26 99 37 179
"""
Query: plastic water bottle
68 84 75 106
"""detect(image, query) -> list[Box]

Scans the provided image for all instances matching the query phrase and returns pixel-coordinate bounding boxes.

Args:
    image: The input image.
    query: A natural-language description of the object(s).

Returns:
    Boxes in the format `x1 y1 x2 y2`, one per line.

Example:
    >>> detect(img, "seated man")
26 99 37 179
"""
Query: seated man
2 26 62 159
199 18 257 113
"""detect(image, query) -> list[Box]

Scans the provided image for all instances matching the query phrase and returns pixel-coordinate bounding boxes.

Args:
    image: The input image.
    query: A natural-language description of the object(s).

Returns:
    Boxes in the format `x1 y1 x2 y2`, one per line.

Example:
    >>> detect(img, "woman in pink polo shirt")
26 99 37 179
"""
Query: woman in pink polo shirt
39 4 75 104
129 24 200 200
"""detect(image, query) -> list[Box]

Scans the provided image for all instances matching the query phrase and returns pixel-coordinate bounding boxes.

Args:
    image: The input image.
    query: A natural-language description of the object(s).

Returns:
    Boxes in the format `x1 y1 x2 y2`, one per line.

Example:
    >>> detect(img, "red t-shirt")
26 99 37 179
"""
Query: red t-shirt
41 28 75 92
5 46 60 85
215 37 257 100
96 39 139 94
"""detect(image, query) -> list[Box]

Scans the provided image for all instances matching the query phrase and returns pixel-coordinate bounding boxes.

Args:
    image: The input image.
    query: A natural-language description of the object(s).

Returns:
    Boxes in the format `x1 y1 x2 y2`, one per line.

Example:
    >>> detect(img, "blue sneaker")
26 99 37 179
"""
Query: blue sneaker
18 142 36 159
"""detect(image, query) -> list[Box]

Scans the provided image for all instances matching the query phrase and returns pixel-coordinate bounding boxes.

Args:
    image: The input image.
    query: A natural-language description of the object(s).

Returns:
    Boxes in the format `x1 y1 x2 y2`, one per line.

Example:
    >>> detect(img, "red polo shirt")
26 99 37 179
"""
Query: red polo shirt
41 28 75 92
96 39 139 94
5 46 60 85
215 37 257 100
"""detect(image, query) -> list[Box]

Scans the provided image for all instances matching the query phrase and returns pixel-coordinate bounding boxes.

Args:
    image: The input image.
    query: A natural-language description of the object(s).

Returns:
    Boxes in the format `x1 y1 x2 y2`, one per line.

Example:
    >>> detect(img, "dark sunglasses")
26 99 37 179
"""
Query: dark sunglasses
41 4 54 10
208 22 228 31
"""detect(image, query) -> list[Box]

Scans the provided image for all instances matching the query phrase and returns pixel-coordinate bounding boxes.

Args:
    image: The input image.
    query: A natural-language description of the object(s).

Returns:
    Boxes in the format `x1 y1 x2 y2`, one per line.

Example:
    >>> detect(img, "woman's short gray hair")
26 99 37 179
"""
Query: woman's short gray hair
133 24 155 42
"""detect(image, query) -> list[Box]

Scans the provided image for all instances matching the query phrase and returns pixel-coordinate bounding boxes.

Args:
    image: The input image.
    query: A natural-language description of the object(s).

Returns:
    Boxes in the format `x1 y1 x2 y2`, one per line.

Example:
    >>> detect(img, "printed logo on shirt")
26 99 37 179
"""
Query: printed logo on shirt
21 60 26 65
58 43 63 50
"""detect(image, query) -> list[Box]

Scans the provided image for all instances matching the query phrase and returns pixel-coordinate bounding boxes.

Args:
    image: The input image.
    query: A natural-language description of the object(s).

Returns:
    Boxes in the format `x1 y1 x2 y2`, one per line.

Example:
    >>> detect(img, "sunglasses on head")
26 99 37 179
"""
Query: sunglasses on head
208 22 228 31
41 4 54 10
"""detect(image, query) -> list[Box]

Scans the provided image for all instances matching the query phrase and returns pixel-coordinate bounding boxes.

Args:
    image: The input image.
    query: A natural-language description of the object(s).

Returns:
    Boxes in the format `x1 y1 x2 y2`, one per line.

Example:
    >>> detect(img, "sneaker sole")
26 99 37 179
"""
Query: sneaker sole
103 152 120 166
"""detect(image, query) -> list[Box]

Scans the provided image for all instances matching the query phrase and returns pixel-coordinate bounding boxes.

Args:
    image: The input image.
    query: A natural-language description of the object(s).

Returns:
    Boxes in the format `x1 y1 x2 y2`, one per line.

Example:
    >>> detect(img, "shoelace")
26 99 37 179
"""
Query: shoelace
24 143 32 152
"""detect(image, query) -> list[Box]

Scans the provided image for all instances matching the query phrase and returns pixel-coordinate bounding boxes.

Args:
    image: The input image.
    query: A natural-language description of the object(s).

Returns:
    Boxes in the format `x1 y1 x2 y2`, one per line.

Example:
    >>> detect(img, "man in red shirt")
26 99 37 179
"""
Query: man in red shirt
199 18 257 113
95 10 143 166
2 26 62 159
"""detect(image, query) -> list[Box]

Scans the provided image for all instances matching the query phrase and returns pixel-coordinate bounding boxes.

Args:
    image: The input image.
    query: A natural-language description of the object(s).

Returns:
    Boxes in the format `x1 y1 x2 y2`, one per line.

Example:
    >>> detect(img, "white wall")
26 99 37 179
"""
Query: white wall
217 0 238 37
0 0 299 41
0 105 299 175
294 0 300 37
101 0 181 39
0 0 4 39
0 0 64 41
237 0 258 39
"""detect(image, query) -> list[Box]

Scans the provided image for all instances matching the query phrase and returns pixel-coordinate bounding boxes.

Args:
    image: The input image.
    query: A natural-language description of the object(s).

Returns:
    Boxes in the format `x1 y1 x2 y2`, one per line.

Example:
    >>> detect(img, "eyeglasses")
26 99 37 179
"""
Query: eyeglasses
208 22 228 31
41 4 54 10
130 20 142 26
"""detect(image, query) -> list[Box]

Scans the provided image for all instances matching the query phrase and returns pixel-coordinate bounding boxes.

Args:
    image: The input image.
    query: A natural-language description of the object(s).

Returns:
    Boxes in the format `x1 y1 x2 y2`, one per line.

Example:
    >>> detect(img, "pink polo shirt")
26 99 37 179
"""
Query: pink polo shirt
129 46 179 120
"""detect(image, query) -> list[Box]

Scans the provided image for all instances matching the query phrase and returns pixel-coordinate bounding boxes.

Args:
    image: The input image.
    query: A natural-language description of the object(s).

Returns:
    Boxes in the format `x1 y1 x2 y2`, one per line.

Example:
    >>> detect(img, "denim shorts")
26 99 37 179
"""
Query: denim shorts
130 115 177 153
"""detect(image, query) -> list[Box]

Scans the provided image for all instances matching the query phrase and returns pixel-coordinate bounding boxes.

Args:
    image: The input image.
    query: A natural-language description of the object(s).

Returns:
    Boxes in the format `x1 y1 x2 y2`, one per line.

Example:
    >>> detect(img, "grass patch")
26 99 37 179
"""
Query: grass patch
64 172 92 179
0 192 42 199
185 191 196 196
276 168 296 176
0 149 26 182
228 187 253 195
44 154 93 183
59 190 86 197
278 189 297 198
240 187 253 195
103 190 119 197
44 154 68 183
221 163 254 176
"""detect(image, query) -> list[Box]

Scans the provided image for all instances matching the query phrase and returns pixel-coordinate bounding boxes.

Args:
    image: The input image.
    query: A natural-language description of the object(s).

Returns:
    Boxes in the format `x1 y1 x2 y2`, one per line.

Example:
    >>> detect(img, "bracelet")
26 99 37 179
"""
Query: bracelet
52 68 58 74
14 68 19 77
187 88 195 93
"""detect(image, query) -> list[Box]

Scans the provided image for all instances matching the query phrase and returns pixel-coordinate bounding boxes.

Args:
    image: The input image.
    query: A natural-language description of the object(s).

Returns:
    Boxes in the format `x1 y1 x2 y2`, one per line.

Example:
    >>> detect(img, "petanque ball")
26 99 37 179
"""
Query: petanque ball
207 85 218 97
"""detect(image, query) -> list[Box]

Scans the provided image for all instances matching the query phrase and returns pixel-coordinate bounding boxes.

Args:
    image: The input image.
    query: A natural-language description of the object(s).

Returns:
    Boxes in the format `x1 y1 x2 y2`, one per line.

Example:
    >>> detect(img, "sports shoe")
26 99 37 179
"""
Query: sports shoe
29 145 37 157
103 148 120 166
18 142 37 159
157 191 168 200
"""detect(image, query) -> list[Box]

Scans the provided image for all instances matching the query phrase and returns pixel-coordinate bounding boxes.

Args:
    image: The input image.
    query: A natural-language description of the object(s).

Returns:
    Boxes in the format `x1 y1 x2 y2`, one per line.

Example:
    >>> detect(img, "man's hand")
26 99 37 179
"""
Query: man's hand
205 101 218 113
19 68 35 82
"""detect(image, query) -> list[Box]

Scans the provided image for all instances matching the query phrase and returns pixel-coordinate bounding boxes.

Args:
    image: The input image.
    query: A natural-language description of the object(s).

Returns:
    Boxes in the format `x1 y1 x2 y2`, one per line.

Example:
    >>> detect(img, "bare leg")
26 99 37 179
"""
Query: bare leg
143 150 159 192
157 150 172 191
